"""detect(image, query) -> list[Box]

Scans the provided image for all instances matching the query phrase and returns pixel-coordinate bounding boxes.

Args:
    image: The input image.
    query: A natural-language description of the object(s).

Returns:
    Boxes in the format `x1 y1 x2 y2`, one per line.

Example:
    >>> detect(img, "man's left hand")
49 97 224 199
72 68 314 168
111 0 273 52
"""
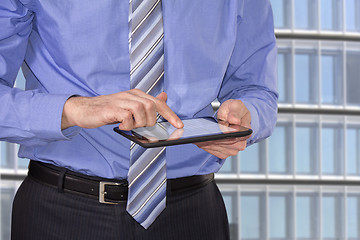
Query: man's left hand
195 99 252 159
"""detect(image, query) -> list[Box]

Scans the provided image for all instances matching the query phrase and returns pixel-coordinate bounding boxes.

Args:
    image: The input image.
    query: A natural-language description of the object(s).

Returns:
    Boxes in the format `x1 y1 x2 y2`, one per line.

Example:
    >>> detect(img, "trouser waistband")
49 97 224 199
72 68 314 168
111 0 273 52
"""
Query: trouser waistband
28 160 214 204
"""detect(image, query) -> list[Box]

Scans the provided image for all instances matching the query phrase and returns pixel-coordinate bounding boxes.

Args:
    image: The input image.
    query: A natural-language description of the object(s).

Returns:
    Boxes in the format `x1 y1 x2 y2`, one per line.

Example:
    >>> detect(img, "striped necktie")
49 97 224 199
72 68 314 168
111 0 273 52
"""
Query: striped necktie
127 0 166 229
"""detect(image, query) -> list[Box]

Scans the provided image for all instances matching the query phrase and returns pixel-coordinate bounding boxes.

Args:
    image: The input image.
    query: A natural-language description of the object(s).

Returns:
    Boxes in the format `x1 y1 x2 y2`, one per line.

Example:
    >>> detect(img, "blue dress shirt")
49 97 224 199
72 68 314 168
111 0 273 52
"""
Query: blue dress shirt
0 0 278 179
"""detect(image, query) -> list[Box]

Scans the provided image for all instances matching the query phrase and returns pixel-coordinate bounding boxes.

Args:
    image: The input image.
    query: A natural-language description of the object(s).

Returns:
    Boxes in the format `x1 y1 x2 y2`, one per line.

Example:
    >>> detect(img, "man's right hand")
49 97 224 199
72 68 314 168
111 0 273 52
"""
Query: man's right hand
61 89 183 131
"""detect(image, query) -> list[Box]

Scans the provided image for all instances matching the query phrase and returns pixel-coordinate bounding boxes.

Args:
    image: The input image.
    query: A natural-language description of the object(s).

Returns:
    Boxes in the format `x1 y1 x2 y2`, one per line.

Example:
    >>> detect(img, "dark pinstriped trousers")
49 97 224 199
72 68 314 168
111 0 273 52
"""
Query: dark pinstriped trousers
11 176 229 240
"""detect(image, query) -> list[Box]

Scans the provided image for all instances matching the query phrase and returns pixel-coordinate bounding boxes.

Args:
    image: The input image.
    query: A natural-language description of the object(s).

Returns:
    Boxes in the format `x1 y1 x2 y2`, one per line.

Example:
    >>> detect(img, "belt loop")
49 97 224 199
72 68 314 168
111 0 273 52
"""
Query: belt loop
57 169 67 193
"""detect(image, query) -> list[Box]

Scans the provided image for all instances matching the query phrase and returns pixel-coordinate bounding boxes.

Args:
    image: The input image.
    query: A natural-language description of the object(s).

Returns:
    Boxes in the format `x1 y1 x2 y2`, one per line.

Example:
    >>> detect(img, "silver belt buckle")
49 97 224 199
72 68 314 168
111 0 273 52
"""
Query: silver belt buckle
99 181 125 204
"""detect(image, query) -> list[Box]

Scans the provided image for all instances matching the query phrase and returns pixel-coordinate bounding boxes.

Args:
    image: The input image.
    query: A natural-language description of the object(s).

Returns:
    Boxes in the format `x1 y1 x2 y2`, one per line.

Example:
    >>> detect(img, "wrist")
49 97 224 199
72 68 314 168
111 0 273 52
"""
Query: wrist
61 96 81 130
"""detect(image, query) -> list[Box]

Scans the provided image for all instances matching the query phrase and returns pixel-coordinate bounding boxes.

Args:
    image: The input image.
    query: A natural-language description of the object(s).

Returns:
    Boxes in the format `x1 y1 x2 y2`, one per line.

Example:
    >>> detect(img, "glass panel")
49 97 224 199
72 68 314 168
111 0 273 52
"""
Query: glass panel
321 54 342 105
269 125 291 174
18 157 29 169
0 142 13 169
269 194 291 239
223 195 234 227
241 194 265 239
0 142 6 167
222 192 238 239
322 128 335 174
15 69 26 90
219 155 237 174
322 194 344 239
294 0 317 29
347 128 360 175
346 52 360 106
346 0 360 31
321 0 342 30
270 0 290 29
1 187 15 240
296 126 318 174
14 144 28 169
321 0 333 30
278 53 286 102
296 194 318 239
240 143 260 173
322 126 344 175
277 51 291 103
295 53 317 103
219 185 360 240
347 195 360 239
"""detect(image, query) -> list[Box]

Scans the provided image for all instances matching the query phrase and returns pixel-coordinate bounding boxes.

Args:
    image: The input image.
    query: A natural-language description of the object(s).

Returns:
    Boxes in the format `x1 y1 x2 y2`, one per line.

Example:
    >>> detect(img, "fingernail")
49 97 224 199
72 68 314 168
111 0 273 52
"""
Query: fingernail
177 120 183 128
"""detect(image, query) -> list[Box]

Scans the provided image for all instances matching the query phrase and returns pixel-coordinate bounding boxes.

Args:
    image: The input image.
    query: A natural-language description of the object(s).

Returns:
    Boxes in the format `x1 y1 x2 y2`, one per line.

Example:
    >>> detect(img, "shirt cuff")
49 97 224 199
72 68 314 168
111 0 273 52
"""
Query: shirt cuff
30 93 81 141
239 99 259 146
61 126 82 139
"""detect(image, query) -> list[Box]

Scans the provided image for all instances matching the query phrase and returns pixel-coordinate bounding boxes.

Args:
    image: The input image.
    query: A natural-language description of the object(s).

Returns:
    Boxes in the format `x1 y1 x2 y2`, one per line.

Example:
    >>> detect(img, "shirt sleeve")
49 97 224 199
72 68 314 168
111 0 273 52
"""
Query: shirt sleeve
0 0 80 147
218 0 278 145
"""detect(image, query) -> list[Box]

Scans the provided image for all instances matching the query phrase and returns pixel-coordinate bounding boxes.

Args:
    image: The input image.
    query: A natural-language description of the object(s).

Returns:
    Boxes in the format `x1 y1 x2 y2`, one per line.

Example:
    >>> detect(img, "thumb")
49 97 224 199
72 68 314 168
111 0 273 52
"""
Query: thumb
227 111 242 125
217 100 232 121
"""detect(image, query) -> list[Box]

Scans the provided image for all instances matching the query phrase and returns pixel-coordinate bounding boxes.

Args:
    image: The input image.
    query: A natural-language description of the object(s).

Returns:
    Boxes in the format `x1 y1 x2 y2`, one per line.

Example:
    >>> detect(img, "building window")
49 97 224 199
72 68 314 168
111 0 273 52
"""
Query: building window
222 192 238 238
0 142 28 170
0 142 13 169
346 0 360 31
219 156 237 174
240 193 266 240
322 126 344 175
321 53 342 105
295 52 318 104
0 142 6 168
270 0 291 29
277 50 292 103
347 127 360 176
296 125 319 175
16 144 29 169
1 186 15 240
294 0 318 30
322 194 344 239
277 40 360 107
347 194 360 239
346 52 360 106
240 142 266 174
15 69 26 90
268 124 292 174
240 144 259 173
321 0 343 30
296 193 319 239
269 193 292 239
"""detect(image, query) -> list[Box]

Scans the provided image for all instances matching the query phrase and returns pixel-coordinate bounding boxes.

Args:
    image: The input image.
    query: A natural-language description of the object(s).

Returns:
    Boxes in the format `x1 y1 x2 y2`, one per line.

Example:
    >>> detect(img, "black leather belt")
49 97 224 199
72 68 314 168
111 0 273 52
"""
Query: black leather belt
28 160 214 204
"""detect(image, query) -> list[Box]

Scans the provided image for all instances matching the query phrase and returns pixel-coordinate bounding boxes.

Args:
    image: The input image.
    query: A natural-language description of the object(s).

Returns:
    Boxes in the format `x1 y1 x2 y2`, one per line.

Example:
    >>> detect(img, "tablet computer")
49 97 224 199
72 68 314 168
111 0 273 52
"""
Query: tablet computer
113 117 252 148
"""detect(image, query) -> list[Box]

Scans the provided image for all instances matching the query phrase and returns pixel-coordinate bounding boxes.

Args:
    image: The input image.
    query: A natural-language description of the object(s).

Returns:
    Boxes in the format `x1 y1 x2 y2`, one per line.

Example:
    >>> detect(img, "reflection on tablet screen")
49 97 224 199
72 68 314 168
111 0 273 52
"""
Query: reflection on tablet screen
131 118 242 142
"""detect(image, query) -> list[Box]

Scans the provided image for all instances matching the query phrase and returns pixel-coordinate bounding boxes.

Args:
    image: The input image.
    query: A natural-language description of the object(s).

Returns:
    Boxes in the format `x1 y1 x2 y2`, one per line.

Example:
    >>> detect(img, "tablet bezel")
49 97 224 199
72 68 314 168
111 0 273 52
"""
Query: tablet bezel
113 117 252 148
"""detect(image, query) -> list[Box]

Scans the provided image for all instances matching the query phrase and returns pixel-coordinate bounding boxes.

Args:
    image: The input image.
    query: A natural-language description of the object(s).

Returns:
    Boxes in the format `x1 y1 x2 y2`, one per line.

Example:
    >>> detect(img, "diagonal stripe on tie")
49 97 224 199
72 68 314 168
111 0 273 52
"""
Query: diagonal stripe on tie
128 147 165 186
127 0 167 229
127 159 166 203
127 160 166 214
131 179 166 218
127 147 166 229
130 12 162 54
133 180 166 229
131 0 161 36
130 33 164 76
131 45 164 91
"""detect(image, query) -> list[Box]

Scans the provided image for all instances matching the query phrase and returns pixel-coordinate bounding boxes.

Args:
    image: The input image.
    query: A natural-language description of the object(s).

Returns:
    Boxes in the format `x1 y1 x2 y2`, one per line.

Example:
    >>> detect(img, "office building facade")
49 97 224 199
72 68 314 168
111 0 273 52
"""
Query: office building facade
1 0 360 239
216 0 360 239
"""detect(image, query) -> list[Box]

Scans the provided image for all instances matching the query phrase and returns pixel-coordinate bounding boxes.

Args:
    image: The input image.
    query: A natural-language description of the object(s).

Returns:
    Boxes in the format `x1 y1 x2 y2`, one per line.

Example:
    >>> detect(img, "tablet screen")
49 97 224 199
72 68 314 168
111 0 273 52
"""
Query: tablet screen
132 118 239 140
114 117 252 148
